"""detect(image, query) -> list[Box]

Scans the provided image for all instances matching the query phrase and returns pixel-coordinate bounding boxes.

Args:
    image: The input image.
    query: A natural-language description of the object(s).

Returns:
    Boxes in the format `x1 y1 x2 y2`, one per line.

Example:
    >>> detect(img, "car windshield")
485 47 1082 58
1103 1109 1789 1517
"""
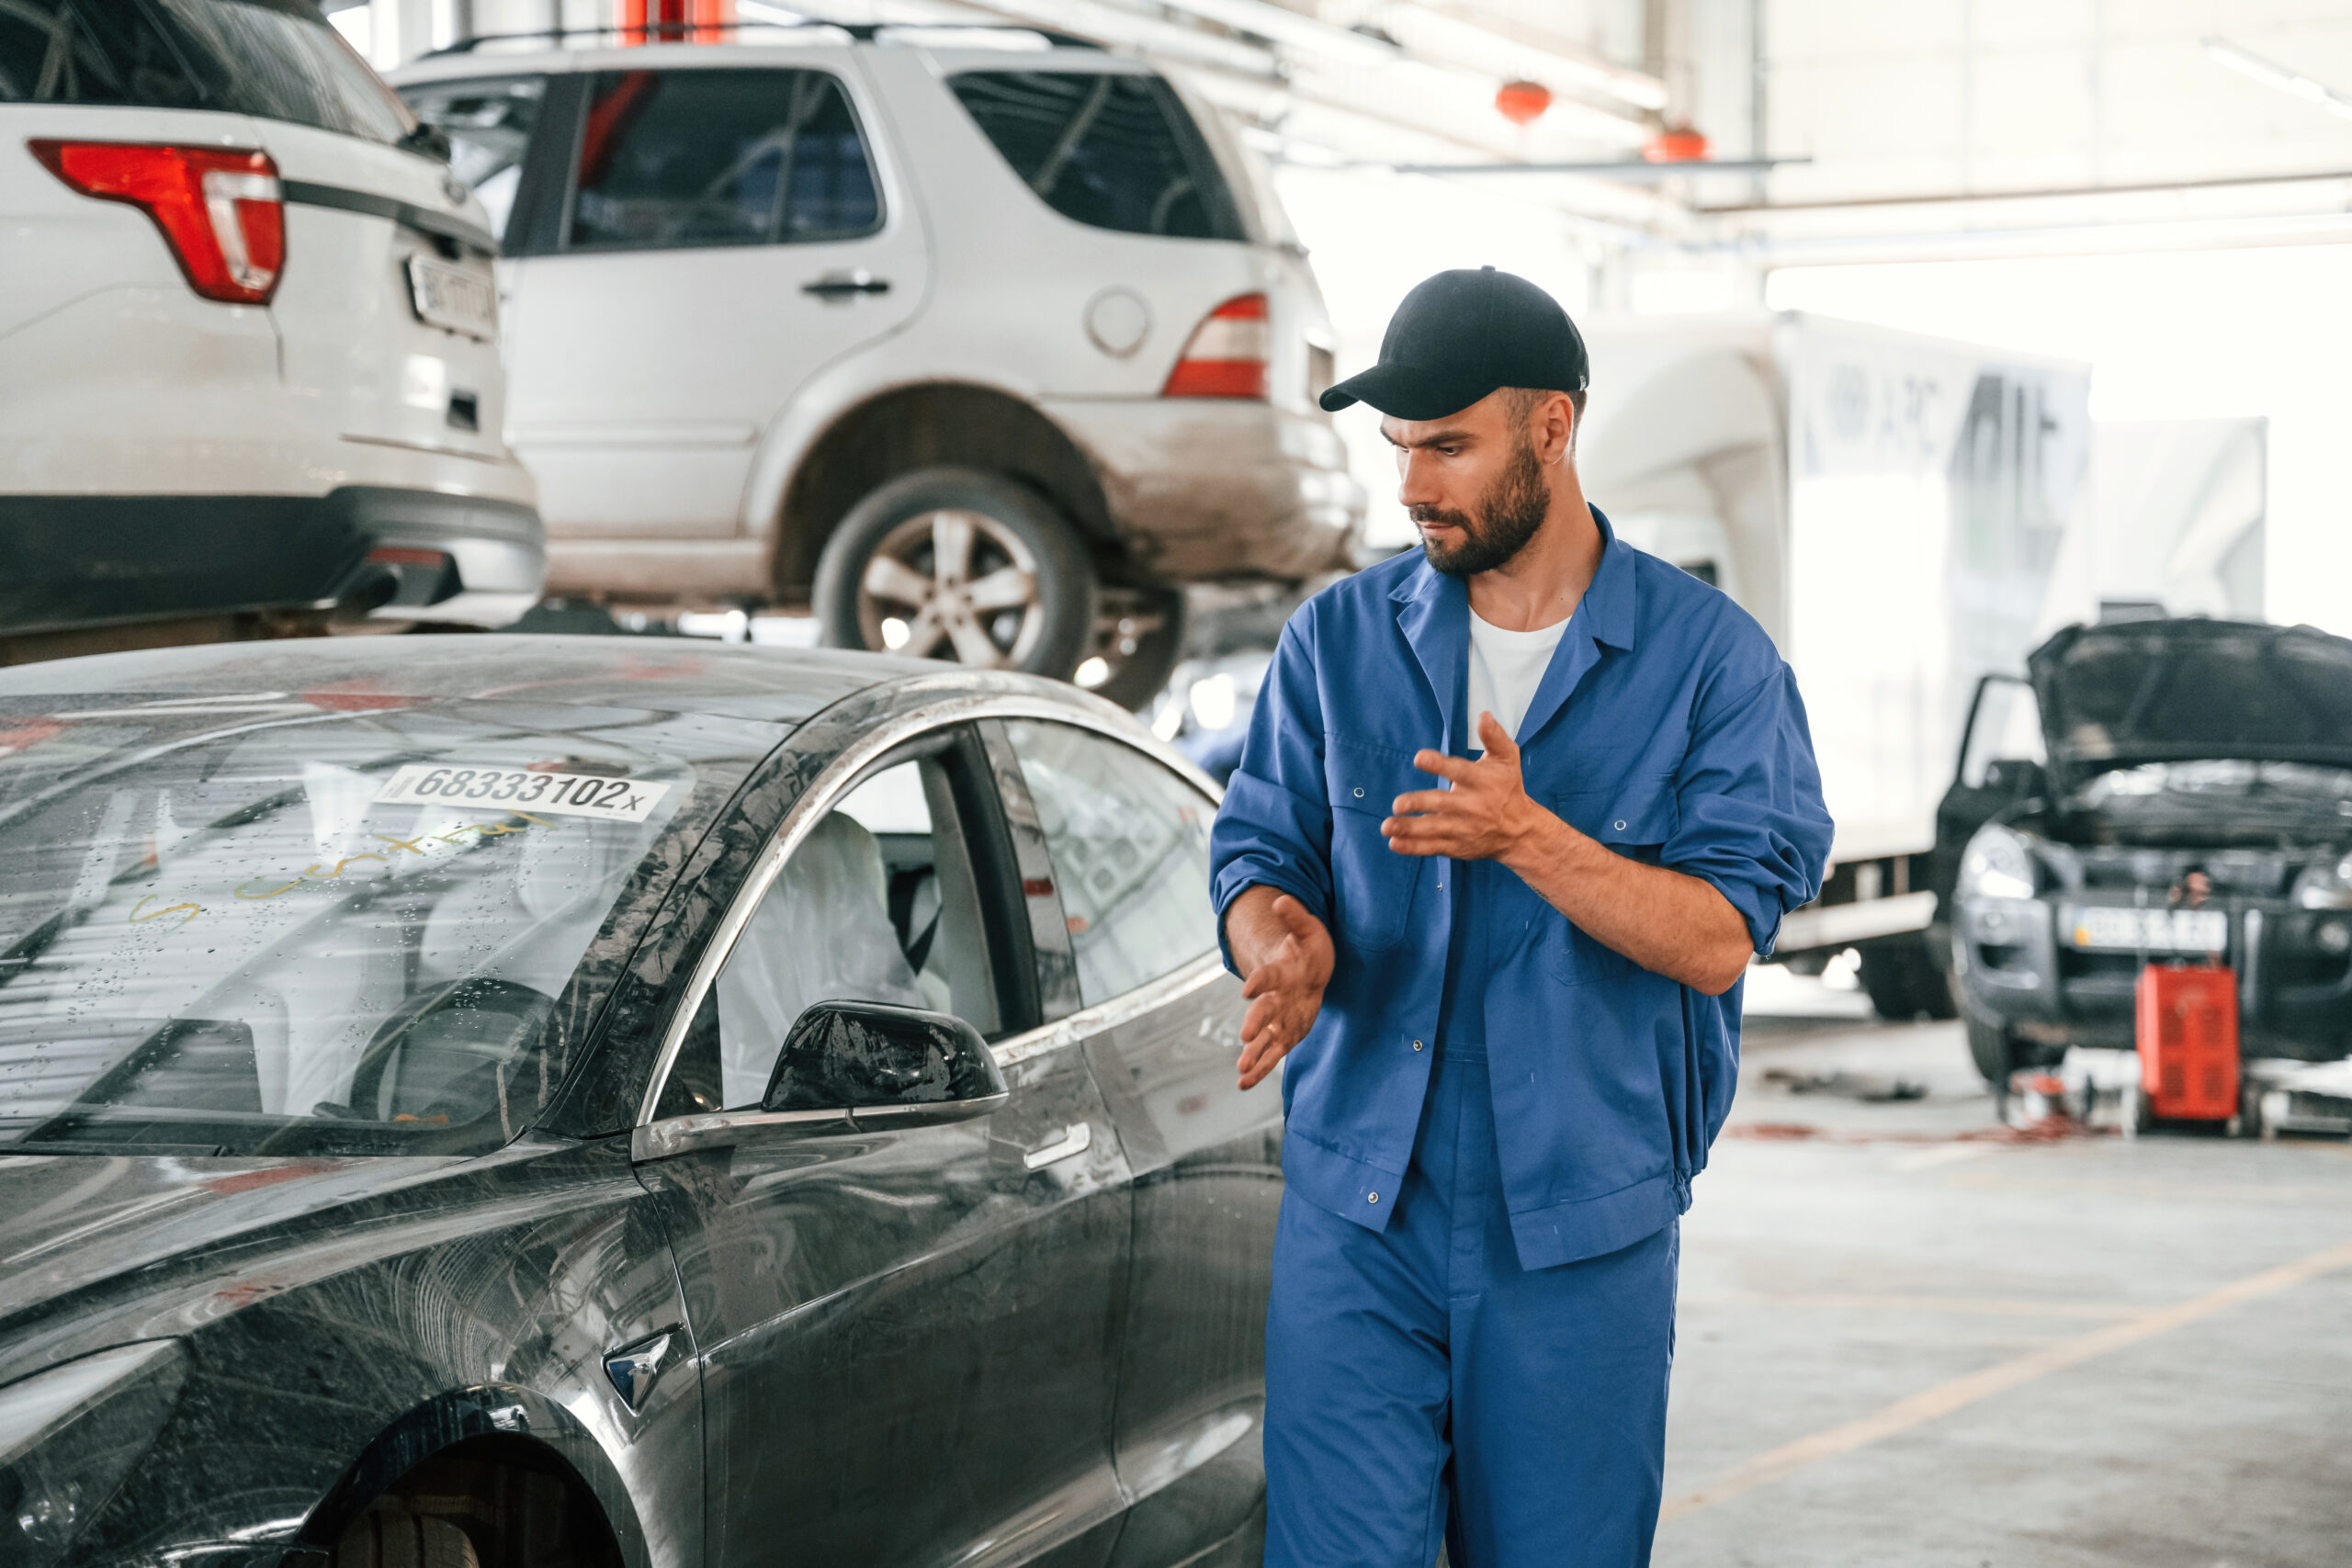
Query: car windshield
0 0 417 146
2040 624 2352 766
0 694 759 1157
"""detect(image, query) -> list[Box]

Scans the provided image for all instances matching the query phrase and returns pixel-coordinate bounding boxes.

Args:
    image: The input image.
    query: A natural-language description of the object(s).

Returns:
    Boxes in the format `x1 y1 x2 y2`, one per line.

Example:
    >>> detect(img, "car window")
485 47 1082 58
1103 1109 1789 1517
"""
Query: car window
0 0 417 145
399 75 547 244
1004 721 1215 1006
664 754 1004 1114
1959 678 2045 788
948 70 1246 243
568 67 881 252
0 697 758 1157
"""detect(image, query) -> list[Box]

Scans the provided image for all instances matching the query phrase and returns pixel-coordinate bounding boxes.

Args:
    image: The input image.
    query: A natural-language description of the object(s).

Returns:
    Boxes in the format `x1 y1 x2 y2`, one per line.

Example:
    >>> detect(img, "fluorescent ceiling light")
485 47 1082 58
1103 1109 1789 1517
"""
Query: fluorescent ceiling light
2204 36 2352 122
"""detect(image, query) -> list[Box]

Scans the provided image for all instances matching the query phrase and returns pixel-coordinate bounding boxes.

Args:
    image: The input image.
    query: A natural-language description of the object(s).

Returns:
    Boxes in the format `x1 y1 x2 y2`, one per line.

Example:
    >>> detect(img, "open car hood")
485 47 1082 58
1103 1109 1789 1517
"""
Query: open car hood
2028 618 2352 786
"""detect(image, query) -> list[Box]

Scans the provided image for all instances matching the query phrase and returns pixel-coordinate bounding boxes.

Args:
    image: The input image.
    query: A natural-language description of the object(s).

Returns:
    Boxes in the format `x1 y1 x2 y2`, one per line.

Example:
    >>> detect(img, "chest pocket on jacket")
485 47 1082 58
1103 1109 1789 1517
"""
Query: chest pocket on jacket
1323 737 1430 953
1529 775 1679 986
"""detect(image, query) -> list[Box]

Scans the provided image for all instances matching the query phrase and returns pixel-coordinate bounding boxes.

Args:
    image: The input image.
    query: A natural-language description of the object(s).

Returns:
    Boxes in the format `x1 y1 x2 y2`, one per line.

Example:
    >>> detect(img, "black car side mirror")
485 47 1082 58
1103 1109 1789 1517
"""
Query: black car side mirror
762 1001 1009 1129
1983 758 2048 801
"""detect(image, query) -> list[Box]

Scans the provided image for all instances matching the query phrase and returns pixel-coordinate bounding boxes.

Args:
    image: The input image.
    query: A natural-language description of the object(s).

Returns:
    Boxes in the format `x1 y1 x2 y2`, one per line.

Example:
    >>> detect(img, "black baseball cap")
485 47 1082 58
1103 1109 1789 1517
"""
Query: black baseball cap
1319 265 1589 421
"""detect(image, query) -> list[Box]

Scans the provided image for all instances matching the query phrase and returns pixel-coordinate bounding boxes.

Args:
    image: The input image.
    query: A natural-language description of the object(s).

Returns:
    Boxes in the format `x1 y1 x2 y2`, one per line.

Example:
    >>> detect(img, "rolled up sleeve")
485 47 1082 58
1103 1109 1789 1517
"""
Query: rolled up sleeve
1663 661 1835 955
1209 613 1334 974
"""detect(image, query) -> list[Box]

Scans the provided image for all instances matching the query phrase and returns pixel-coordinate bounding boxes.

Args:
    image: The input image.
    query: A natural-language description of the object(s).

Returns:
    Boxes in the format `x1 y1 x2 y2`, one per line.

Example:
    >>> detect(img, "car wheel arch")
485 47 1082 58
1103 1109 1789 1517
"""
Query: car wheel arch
295 1384 650 1568
769 380 1125 600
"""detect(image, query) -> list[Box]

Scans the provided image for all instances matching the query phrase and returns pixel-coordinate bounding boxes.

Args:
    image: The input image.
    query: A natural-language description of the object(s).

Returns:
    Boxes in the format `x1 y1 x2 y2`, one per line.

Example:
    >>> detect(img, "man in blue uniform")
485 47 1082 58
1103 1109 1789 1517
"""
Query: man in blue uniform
1209 268 1834 1568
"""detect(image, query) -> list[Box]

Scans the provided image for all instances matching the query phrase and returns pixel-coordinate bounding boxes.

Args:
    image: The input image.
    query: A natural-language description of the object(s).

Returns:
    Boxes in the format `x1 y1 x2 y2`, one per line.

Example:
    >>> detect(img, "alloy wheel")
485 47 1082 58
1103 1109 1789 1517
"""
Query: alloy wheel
857 509 1043 668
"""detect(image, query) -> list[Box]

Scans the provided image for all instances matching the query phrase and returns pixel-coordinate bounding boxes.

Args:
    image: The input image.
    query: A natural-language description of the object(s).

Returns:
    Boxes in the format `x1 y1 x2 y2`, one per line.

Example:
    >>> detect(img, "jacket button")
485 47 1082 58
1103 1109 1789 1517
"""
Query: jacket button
1367 1192 1380 1203
1613 818 1627 831
1413 1040 1424 1051
1352 786 1365 797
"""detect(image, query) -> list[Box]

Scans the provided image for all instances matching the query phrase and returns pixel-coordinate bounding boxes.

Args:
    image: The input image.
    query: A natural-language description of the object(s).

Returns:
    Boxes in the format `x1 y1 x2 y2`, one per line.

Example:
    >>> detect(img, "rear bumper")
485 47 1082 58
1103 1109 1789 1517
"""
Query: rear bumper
1955 894 2352 1058
345 485 546 627
1042 398 1365 581
0 486 544 637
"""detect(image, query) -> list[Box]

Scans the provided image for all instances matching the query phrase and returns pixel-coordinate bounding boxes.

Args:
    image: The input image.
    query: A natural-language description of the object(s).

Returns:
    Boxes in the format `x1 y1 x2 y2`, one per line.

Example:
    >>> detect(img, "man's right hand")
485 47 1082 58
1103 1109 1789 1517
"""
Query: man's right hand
1227 886 1335 1090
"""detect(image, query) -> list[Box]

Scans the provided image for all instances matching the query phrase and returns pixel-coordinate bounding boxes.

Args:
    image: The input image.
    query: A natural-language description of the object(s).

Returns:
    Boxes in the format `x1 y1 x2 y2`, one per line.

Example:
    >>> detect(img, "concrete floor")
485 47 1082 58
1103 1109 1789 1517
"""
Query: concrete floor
1657 972 2352 1568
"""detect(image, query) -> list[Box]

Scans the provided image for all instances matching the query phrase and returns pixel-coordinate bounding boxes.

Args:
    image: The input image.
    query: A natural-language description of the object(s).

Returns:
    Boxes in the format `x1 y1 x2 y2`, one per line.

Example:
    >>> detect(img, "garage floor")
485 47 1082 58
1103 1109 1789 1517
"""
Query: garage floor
1657 973 2352 1568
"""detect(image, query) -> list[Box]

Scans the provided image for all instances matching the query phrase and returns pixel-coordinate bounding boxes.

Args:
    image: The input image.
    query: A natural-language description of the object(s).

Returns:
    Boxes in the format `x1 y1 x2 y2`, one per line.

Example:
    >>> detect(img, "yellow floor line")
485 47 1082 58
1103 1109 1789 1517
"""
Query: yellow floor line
1660 1236 2352 1524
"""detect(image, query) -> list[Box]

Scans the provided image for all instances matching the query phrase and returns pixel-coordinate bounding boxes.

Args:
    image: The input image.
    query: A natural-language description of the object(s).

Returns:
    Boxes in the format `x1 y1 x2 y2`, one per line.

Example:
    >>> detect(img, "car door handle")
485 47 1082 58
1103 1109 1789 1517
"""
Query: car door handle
1023 1122 1091 1171
801 270 890 299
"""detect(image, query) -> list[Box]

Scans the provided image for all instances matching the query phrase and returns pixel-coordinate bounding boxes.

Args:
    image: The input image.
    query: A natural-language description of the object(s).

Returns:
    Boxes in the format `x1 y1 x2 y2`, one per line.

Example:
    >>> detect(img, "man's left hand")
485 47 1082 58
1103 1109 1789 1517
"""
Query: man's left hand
1383 712 1548 862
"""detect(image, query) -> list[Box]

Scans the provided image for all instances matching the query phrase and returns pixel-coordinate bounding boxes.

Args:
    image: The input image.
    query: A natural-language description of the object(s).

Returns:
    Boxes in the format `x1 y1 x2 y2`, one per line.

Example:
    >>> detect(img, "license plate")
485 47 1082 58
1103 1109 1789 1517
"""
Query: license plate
2065 906 2227 953
373 762 670 822
405 254 497 340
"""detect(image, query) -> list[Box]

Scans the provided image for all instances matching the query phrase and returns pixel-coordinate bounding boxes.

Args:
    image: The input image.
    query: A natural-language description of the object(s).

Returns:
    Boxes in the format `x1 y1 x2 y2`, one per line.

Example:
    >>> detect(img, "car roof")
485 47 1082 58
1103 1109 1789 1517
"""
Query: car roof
0 635 948 723
387 25 1148 85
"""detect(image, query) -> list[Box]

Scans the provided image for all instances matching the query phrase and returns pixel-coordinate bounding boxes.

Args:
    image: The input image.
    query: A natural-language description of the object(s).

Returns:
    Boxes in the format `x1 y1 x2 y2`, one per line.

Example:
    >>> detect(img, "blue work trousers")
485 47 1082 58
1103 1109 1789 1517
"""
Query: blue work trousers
1263 1040 1679 1568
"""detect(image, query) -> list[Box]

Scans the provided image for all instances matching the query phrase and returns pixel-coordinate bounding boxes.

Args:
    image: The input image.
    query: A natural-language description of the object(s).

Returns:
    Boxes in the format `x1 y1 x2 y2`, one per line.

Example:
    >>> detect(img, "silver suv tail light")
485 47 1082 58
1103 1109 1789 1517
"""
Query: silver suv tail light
1162 292 1269 399
29 141 286 305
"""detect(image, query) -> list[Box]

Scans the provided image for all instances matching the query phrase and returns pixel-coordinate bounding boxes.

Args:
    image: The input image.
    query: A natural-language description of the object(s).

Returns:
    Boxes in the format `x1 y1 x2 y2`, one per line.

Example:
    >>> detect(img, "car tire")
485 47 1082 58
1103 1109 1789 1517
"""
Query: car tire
333 1507 479 1568
1087 586 1188 711
816 468 1097 681
1964 1014 2013 1087
1856 936 1958 1021
2120 1079 2152 1138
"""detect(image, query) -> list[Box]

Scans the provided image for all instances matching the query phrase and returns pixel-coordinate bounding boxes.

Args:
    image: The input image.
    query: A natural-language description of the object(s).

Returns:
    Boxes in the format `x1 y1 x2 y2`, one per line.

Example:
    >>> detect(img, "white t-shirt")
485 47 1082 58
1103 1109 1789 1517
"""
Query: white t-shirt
1467 609 1569 748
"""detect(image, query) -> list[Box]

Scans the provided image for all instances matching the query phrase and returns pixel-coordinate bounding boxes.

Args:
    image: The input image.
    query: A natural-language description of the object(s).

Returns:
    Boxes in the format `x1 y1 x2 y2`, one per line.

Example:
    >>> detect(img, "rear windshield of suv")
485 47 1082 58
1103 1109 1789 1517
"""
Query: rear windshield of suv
0 0 417 147
950 70 1246 243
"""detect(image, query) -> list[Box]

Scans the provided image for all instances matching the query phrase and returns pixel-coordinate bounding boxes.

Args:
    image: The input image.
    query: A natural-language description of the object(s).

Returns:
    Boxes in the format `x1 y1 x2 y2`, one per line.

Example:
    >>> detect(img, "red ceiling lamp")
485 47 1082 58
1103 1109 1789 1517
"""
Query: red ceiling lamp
620 0 734 43
1494 79 1553 127
1643 123 1711 163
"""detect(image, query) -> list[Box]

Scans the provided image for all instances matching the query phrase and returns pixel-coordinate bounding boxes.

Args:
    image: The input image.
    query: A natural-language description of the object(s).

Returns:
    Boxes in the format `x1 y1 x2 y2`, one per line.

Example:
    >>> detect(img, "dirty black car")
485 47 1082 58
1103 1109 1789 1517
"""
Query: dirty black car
0 637 1272 1568
1948 617 2352 1089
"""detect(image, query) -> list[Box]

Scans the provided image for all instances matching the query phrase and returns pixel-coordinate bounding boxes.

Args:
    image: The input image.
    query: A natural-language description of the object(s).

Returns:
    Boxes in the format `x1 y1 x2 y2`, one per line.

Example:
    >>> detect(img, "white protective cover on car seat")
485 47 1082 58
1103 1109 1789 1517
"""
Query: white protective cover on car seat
716 810 927 1109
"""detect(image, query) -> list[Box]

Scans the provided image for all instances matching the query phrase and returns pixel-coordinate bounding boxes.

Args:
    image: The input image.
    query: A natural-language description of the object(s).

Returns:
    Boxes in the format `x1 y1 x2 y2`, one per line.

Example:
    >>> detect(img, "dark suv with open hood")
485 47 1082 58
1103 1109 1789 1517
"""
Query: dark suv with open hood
1947 617 2352 1087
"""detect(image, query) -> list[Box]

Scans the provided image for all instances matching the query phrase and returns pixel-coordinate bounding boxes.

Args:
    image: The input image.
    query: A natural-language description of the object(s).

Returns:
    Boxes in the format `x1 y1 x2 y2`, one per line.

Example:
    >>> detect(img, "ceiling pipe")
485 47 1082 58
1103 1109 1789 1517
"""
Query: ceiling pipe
1701 165 2352 213
2204 36 2352 123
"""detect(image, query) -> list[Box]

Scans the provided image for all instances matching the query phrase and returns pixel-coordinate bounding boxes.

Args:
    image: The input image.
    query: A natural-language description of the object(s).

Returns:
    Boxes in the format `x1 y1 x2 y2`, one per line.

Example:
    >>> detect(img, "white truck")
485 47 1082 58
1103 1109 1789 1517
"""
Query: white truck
1577 312 2096 1018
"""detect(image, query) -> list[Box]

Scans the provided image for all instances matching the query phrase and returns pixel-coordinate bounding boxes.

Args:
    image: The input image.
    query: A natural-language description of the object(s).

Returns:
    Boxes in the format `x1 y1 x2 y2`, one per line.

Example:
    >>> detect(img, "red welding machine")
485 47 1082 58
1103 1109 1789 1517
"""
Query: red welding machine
2133 964 2239 1124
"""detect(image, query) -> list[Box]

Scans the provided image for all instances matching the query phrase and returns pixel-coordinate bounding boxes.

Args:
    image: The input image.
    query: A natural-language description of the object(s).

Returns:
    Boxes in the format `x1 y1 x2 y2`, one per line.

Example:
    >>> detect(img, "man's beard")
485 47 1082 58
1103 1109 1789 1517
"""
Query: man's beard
1411 437 1550 577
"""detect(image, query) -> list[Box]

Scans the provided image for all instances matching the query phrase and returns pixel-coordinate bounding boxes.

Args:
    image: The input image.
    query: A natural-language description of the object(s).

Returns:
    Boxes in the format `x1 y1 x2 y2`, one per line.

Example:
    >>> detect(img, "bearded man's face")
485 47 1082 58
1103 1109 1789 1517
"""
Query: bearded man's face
1410 427 1551 578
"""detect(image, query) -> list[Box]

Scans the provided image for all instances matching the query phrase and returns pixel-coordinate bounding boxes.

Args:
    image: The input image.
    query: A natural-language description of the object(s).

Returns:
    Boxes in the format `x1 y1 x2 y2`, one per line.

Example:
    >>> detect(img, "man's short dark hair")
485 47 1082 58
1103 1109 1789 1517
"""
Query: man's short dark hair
1501 386 1588 453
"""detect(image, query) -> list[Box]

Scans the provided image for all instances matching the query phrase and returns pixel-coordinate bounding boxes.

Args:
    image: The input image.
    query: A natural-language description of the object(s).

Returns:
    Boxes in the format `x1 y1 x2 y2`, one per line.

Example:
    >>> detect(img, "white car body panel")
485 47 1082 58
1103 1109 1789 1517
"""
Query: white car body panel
502 47 932 543
0 81 540 632
393 36 1361 604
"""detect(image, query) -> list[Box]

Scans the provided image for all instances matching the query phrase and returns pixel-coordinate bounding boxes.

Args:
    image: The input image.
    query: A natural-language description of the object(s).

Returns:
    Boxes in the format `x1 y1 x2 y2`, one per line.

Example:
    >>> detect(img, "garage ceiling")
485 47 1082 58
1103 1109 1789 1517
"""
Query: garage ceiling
400 0 2352 257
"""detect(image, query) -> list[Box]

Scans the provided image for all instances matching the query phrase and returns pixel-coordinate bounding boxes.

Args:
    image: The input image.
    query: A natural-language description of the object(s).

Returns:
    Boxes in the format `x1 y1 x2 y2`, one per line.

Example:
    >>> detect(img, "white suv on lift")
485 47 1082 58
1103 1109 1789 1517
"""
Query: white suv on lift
0 0 542 653
392 25 1362 705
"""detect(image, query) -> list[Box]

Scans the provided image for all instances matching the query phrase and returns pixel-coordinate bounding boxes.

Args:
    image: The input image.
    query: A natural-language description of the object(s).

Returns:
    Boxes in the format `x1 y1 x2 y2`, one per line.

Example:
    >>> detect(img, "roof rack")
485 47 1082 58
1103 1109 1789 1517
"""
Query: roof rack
423 19 1101 58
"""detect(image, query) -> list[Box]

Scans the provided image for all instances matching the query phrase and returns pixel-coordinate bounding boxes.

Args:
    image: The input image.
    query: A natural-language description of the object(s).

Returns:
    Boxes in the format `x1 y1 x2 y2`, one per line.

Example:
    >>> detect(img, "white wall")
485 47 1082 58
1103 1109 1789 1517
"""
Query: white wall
1766 0 2352 202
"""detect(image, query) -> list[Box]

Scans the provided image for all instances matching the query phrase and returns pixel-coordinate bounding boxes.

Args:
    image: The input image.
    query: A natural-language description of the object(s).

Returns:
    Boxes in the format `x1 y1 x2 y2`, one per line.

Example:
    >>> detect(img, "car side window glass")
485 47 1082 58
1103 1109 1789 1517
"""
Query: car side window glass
1960 679 2046 788
663 756 1001 1114
948 71 1245 242
398 75 547 245
568 67 880 252
1005 721 1216 1006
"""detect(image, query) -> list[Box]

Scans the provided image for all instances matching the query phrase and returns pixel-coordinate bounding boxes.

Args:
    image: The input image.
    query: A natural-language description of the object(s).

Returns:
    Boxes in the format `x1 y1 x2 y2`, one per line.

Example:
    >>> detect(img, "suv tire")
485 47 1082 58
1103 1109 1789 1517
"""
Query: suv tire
1965 1014 2013 1088
1856 936 1958 1021
817 468 1097 682
1089 586 1188 711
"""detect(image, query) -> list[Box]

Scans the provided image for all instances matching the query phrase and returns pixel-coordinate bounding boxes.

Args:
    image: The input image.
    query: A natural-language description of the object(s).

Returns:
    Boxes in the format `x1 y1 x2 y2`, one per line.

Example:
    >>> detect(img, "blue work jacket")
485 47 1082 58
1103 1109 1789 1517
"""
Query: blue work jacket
1210 509 1834 1269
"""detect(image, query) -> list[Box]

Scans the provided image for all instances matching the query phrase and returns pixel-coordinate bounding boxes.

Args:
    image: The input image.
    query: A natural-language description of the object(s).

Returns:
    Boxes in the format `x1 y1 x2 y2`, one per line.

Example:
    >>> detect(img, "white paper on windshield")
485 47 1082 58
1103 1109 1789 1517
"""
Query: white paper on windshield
372 763 671 822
